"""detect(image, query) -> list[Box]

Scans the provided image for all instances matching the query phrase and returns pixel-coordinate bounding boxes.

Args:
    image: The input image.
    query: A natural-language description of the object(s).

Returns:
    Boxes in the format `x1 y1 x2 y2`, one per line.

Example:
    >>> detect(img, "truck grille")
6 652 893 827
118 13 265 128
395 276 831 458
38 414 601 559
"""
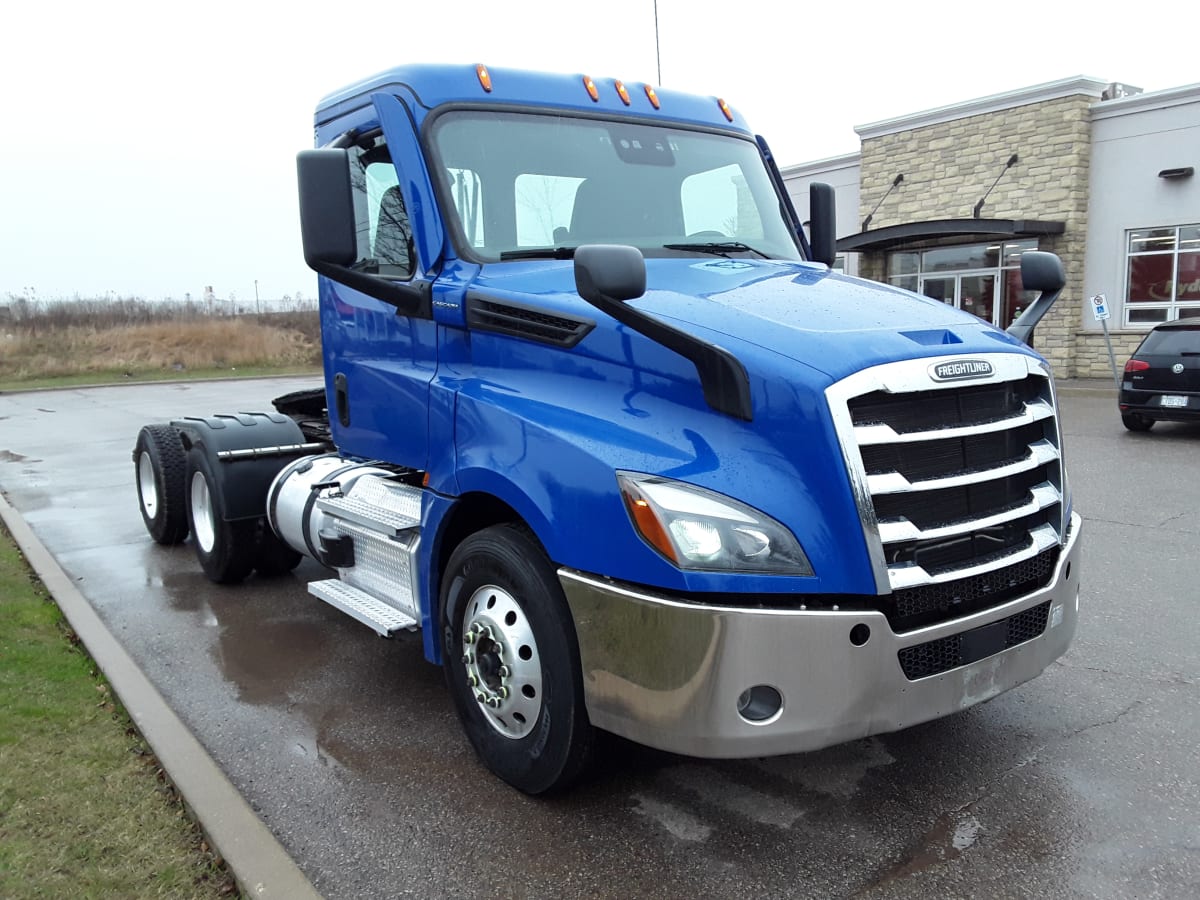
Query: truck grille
827 354 1066 629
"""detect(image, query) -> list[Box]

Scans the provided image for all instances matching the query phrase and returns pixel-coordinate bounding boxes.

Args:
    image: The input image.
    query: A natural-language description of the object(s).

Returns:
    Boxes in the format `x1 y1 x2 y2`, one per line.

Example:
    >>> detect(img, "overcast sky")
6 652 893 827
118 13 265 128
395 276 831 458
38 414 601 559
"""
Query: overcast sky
2 0 1196 302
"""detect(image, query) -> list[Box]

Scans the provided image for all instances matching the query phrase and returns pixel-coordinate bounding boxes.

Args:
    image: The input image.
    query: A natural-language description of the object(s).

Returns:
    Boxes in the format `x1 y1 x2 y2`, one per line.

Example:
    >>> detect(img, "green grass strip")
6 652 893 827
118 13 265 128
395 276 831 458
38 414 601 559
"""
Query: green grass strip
0 527 237 898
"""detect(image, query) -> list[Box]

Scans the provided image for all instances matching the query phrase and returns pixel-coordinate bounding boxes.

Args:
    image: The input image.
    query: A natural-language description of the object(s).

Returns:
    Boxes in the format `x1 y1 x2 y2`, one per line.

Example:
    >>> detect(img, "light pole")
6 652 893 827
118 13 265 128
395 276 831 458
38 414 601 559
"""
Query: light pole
255 279 260 315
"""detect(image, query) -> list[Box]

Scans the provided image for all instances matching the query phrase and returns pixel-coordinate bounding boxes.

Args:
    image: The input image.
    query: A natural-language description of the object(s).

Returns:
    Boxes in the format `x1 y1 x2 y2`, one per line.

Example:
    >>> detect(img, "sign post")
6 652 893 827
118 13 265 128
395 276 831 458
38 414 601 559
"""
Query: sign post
1090 294 1121 391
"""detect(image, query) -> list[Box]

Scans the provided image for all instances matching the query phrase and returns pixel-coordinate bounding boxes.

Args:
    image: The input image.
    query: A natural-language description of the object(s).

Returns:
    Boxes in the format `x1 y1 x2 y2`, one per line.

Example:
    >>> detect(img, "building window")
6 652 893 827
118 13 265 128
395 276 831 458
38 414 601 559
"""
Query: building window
1124 224 1200 326
886 240 1037 328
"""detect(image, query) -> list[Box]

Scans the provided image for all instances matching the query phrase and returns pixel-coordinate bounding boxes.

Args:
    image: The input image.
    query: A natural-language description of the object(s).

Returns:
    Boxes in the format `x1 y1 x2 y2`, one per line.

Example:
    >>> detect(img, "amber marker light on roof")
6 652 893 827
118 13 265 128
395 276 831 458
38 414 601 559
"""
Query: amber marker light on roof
644 84 660 109
717 98 734 122
582 75 600 102
614 80 631 106
476 64 493 92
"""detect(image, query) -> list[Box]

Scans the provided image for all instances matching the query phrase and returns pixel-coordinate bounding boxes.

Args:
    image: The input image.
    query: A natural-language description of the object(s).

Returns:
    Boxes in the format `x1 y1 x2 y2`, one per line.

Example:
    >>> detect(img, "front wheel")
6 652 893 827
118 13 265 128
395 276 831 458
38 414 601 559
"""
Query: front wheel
441 524 594 794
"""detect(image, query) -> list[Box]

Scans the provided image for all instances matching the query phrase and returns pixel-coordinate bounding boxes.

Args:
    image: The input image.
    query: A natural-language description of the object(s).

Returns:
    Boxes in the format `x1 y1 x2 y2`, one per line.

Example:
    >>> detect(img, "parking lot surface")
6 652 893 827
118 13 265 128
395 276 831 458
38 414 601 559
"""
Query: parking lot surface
0 379 1196 898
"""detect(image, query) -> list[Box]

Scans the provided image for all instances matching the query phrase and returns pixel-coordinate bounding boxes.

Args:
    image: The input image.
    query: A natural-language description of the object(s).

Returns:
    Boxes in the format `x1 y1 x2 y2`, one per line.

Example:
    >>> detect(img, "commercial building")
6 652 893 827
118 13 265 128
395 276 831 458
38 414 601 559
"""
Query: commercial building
782 77 1200 377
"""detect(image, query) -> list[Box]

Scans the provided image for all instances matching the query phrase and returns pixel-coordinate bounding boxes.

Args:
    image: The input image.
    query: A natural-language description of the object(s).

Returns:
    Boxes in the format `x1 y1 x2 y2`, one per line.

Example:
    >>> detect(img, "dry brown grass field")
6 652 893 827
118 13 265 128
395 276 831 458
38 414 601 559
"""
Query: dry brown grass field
0 299 321 386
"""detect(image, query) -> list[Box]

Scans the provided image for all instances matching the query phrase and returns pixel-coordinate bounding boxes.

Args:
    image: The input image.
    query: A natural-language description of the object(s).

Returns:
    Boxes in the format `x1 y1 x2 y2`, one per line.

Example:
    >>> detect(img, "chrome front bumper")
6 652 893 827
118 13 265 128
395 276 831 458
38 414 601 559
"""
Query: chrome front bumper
559 511 1081 758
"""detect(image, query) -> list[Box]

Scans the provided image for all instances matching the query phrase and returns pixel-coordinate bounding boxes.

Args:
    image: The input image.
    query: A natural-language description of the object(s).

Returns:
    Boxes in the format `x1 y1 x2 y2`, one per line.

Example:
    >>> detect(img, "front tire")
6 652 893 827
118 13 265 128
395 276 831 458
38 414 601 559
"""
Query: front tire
441 524 594 794
1121 412 1154 432
134 424 189 545
185 447 257 584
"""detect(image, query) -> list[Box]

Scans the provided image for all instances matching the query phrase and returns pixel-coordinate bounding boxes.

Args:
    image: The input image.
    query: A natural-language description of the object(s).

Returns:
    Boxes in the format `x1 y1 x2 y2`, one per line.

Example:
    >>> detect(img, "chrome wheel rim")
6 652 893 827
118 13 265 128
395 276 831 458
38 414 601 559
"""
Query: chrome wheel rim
137 452 158 519
461 584 542 739
189 471 216 553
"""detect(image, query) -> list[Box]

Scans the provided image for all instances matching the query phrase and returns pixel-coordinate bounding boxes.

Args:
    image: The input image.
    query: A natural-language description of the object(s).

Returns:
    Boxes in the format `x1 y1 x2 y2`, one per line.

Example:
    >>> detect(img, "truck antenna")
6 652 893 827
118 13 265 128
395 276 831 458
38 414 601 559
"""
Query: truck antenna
654 0 662 85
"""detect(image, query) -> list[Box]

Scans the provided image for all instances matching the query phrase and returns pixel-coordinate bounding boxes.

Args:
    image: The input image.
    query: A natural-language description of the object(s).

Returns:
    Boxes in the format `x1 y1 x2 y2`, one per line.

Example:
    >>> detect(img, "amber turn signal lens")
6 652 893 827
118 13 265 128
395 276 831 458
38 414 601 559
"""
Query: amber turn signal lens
476 64 493 93
582 75 600 102
644 84 660 109
717 97 733 122
614 80 631 106
621 487 678 563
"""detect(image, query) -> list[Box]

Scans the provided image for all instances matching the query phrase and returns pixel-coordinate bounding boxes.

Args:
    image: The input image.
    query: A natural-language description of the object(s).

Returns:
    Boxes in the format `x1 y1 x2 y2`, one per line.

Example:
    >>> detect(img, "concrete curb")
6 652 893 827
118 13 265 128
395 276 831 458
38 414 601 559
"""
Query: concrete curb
0 492 321 900
1054 379 1118 398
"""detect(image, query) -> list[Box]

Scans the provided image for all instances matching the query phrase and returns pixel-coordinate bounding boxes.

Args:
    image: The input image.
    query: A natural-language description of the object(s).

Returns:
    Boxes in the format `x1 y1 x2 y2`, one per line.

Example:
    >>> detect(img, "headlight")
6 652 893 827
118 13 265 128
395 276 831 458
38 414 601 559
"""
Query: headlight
617 472 813 575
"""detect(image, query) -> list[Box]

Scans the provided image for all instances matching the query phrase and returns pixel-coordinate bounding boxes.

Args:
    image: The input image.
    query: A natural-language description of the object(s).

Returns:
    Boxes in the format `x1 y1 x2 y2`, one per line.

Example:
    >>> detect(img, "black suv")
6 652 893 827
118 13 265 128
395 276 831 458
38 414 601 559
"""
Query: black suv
1119 320 1200 431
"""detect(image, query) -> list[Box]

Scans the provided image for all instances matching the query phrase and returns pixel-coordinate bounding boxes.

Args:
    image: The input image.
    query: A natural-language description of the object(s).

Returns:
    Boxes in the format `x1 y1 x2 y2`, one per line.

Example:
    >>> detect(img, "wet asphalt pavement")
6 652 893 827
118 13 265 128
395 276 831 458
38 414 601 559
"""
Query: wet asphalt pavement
0 378 1196 899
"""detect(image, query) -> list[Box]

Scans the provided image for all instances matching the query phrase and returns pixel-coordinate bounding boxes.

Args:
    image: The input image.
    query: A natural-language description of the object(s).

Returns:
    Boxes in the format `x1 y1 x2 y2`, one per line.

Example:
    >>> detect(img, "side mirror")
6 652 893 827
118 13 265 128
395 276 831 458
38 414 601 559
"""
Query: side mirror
297 149 357 268
574 244 646 304
808 182 837 268
296 148 429 316
573 244 752 420
1007 251 1066 348
1019 250 1065 293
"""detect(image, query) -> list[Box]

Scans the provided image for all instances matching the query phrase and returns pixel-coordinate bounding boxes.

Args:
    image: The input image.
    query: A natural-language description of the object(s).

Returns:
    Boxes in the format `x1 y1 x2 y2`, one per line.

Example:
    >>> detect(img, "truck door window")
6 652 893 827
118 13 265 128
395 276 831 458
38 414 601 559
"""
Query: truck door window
347 138 413 278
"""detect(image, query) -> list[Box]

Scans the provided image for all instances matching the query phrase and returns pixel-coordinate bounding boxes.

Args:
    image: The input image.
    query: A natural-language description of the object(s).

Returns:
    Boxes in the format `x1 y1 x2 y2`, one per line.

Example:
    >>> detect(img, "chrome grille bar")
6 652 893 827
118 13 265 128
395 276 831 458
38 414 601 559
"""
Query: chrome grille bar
867 439 1059 495
877 482 1062 544
825 352 1066 596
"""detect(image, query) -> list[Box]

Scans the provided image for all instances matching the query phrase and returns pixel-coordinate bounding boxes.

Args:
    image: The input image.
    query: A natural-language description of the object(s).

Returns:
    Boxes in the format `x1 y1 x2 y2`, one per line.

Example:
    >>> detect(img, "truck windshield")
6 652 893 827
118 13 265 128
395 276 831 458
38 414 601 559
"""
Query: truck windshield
427 109 804 263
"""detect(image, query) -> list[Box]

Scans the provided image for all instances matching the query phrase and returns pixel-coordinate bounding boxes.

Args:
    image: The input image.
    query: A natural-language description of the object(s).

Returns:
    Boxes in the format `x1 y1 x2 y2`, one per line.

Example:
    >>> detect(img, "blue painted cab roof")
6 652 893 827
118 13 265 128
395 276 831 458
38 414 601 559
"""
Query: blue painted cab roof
314 63 751 134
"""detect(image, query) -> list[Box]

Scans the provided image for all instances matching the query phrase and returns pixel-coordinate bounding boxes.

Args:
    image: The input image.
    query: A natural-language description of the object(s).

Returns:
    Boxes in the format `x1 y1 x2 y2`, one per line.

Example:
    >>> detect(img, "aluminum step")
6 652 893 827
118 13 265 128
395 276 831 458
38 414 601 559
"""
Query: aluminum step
308 578 418 636
315 494 419 536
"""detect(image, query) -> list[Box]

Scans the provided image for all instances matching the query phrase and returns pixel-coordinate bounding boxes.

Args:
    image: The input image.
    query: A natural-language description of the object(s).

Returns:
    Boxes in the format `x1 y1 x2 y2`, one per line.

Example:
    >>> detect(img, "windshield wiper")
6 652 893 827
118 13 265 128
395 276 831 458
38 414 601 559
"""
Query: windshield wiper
499 246 576 261
661 241 771 259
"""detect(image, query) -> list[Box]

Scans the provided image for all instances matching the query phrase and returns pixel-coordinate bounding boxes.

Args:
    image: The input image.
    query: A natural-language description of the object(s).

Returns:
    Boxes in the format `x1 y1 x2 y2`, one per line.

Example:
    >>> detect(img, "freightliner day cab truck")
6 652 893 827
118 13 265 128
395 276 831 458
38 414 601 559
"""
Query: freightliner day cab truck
132 63 1082 794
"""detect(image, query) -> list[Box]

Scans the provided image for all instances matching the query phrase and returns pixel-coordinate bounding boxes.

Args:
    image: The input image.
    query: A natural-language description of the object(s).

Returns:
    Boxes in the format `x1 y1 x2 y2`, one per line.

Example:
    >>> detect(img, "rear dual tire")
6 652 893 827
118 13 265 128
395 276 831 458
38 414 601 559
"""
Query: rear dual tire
185 447 302 584
134 425 190 545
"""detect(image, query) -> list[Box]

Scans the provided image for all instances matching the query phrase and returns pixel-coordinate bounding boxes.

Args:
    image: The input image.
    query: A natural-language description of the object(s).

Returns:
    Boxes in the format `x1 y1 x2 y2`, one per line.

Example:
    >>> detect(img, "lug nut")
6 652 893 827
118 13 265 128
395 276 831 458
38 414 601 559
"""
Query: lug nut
464 631 476 645
475 692 486 704
462 652 474 665
492 642 503 657
497 665 510 679
497 686 509 700
486 696 500 708
467 674 478 687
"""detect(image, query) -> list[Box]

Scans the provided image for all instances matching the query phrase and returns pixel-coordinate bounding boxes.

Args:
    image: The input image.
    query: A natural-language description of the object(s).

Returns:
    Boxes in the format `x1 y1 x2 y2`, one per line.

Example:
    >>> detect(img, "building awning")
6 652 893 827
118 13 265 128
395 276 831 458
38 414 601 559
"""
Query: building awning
837 218 1066 253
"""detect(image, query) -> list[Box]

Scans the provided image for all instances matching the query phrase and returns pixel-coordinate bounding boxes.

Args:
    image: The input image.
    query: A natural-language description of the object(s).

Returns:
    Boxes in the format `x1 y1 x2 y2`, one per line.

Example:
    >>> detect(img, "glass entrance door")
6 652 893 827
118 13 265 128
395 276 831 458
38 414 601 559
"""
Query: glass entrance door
920 273 998 325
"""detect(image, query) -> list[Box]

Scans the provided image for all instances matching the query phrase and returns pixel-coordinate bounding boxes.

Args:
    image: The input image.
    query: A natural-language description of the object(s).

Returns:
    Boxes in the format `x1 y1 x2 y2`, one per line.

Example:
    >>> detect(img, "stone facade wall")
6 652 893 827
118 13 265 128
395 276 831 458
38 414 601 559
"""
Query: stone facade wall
1074 330 1143 379
856 95 1094 376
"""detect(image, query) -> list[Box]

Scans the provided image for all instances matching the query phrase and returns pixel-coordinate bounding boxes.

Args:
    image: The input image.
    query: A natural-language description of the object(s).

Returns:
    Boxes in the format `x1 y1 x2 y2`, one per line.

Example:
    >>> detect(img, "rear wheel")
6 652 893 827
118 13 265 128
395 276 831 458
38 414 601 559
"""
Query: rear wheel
186 448 257 584
254 524 303 576
441 524 594 794
1121 412 1154 432
134 425 189 545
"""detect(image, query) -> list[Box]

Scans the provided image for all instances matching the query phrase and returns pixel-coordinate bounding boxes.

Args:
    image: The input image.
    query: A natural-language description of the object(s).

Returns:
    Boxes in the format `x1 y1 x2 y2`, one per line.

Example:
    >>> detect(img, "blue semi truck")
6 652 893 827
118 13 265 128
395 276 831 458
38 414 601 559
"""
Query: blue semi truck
133 64 1082 793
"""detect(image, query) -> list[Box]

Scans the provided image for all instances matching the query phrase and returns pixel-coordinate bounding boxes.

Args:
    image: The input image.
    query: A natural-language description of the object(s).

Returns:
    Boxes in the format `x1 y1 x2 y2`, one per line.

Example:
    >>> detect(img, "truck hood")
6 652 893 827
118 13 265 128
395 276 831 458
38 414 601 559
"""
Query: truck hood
472 257 1034 382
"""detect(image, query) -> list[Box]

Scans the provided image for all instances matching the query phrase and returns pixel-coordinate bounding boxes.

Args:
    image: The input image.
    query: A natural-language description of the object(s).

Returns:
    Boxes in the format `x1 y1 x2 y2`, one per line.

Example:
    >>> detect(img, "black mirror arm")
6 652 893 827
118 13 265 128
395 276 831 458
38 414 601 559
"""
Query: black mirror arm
1006 287 1061 348
309 261 431 317
581 289 753 421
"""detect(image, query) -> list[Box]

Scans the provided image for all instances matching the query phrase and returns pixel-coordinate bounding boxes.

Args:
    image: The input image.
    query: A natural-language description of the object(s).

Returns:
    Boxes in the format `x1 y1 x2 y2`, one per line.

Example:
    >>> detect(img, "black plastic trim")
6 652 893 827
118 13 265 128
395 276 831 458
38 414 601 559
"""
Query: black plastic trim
465 293 595 347
837 218 1065 253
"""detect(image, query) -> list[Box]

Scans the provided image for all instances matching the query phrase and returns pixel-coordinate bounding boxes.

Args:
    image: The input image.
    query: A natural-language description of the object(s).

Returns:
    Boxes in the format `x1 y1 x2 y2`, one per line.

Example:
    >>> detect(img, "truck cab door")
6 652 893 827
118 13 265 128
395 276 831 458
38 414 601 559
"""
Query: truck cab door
319 94 447 470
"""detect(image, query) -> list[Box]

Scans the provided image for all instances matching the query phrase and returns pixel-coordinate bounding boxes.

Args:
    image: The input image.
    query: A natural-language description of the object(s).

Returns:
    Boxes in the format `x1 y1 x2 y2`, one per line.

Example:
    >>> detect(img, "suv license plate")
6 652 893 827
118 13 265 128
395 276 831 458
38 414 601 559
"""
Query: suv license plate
1161 395 1188 408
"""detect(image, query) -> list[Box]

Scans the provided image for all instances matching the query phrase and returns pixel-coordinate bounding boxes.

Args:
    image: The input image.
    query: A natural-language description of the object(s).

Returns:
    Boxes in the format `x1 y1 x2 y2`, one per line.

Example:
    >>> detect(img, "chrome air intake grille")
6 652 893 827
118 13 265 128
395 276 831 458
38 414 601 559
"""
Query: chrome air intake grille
826 354 1066 619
